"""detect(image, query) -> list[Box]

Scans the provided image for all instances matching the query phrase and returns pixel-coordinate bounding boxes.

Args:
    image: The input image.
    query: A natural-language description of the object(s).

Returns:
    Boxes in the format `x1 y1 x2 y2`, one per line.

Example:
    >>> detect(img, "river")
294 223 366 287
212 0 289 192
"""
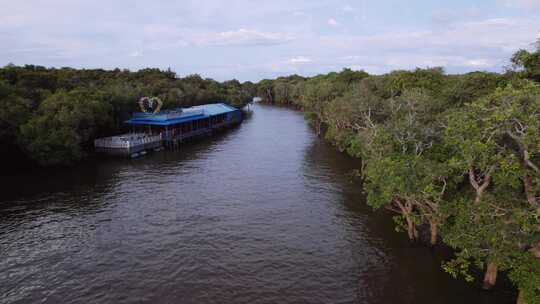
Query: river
0 103 511 303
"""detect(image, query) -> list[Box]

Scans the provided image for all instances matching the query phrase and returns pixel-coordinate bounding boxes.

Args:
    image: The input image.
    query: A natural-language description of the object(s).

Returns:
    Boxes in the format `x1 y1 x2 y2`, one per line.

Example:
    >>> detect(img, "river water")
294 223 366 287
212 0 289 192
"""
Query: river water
1 104 510 304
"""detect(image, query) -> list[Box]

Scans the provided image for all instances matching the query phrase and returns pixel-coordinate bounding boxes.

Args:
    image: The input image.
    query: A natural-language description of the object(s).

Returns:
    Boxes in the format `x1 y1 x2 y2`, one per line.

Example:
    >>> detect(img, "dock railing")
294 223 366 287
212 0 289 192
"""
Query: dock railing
94 133 162 149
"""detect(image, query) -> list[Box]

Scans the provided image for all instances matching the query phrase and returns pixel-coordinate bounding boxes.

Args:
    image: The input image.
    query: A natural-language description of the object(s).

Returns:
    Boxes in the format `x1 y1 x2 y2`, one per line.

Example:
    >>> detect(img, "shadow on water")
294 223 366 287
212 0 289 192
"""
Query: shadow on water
0 118 249 245
0 111 250 205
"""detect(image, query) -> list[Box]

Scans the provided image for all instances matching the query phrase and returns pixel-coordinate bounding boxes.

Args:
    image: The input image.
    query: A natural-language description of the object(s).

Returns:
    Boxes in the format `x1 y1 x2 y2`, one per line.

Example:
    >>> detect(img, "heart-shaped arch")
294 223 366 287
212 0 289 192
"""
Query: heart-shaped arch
138 97 163 114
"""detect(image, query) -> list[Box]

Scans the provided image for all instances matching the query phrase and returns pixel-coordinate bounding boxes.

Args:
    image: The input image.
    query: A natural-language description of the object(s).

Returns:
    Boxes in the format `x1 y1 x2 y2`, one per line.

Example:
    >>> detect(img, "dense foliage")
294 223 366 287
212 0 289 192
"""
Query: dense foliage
255 45 540 303
0 66 255 167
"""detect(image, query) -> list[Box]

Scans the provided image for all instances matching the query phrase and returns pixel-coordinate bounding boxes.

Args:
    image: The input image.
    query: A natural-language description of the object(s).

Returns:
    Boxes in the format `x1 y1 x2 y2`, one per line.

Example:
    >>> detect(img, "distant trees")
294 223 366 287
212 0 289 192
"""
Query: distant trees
254 46 540 304
0 66 254 168
512 40 540 82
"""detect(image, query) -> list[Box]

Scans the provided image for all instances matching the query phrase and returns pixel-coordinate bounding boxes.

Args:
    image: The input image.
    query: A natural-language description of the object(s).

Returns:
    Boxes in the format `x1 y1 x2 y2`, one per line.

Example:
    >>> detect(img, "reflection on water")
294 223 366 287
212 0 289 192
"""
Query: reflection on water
0 104 511 304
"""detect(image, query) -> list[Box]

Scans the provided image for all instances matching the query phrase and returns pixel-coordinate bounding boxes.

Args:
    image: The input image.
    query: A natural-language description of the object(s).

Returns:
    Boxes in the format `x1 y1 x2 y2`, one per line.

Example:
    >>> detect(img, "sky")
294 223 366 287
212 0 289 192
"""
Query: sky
1 0 540 81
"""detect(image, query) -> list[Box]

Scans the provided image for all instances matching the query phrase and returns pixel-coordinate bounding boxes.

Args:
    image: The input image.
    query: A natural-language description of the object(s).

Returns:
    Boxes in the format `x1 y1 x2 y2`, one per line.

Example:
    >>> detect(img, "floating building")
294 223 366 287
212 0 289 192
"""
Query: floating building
94 103 242 157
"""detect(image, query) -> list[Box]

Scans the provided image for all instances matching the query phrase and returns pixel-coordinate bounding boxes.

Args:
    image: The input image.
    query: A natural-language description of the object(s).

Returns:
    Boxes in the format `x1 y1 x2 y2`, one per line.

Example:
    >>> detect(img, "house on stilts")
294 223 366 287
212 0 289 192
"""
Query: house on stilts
94 102 242 158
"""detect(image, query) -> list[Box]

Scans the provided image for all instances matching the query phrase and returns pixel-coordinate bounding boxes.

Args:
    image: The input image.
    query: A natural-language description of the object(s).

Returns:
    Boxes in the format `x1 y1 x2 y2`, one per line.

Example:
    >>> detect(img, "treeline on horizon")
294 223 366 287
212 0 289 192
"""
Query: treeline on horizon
0 66 256 168
255 44 540 303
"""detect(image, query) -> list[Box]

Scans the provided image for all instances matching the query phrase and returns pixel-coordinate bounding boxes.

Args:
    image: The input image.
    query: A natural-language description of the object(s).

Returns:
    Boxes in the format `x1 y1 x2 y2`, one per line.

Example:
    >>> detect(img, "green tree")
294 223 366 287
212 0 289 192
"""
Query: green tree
364 89 449 244
443 81 540 291
20 89 113 165
511 40 540 82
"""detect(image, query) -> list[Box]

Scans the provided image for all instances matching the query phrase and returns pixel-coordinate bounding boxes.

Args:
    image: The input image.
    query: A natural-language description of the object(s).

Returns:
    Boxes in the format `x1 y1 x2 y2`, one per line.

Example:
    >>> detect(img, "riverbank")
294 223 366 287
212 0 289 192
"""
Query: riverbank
254 59 540 302
0 103 513 304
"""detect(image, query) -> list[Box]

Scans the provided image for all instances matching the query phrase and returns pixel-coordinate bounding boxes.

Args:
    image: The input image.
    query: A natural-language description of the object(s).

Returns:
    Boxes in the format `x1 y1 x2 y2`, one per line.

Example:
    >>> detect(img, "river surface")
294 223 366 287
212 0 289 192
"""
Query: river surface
1 104 511 304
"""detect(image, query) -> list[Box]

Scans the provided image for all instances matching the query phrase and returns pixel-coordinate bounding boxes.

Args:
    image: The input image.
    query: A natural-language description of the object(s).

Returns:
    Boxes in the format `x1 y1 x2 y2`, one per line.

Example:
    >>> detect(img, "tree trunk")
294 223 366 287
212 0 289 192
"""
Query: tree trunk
530 242 540 259
482 262 498 290
405 216 416 241
405 201 418 241
413 225 419 240
265 88 273 104
404 213 418 242
475 192 483 204
517 289 526 304
474 184 488 204
523 174 538 207
395 199 418 242
469 167 492 204
429 220 438 246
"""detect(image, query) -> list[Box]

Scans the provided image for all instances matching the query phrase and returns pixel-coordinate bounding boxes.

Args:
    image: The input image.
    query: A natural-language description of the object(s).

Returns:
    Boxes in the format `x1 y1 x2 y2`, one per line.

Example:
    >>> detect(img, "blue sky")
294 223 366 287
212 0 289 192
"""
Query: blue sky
1 0 539 81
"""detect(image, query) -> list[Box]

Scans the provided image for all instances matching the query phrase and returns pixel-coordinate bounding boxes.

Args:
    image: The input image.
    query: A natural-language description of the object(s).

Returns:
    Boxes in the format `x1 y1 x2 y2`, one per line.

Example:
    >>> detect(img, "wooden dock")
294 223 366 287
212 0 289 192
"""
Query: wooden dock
94 133 163 157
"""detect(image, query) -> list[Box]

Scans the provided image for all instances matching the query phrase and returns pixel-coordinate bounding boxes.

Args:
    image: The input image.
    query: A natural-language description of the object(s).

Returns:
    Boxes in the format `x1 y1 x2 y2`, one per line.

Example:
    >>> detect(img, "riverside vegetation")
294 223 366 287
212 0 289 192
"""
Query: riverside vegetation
254 44 540 303
1 43 539 302
0 67 255 167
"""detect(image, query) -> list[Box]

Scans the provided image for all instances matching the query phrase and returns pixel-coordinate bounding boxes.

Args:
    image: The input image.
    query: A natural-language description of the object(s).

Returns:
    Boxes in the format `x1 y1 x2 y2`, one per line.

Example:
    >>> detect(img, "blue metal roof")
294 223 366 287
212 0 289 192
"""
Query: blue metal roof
125 102 239 126
191 103 238 116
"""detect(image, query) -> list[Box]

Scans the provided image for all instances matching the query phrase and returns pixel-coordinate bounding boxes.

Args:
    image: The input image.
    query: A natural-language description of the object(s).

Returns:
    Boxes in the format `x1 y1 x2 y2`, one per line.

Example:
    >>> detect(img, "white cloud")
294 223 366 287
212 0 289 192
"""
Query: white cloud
343 55 362 60
464 7 482 18
340 54 496 72
129 51 142 57
192 29 293 46
176 40 190 47
292 11 308 17
431 9 455 24
431 7 482 24
500 0 540 10
463 18 516 27
0 14 30 29
322 17 539 54
327 18 340 27
1 0 539 81
464 59 494 67
342 5 354 13
289 56 312 64
318 17 540 74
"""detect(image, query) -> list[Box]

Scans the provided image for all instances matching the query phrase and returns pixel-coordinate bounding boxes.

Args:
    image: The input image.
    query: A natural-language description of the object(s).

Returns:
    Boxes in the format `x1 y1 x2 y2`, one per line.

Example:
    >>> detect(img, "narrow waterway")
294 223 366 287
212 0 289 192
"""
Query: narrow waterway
0 104 510 304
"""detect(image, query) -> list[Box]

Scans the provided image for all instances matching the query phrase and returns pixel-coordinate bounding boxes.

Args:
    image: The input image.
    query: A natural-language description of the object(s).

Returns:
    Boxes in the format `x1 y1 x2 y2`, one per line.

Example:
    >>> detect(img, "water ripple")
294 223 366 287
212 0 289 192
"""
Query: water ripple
0 104 510 304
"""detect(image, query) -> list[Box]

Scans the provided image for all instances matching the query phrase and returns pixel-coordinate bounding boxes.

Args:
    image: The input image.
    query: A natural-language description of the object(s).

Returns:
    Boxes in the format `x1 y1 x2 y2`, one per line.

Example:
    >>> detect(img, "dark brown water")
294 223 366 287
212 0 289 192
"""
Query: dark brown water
1 104 511 304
